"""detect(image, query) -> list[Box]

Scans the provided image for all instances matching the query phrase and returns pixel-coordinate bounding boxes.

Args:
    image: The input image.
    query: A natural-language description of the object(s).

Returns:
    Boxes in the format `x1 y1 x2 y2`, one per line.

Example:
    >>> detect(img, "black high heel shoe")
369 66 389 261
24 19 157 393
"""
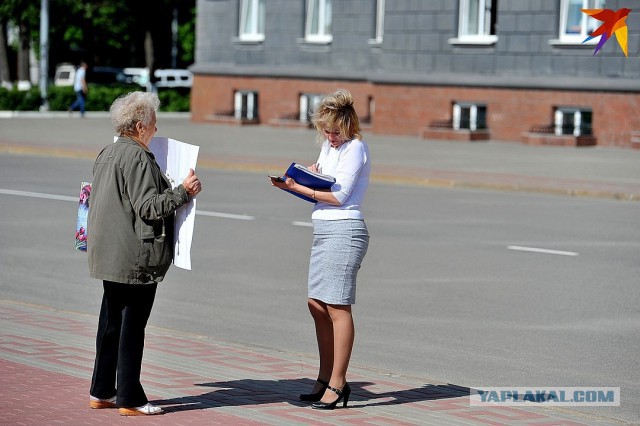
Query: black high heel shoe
299 379 329 402
311 383 351 410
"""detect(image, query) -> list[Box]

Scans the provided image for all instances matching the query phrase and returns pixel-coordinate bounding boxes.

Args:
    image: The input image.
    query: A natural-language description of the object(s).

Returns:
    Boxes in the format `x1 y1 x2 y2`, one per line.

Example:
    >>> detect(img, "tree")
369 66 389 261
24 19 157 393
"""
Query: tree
50 0 137 67
0 18 11 88
0 0 40 87
177 5 196 65
0 0 195 88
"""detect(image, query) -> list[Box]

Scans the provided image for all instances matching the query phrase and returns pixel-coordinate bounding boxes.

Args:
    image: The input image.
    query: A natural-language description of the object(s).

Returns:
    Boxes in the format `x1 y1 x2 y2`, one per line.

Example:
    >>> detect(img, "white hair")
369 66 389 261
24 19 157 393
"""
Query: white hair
110 91 160 135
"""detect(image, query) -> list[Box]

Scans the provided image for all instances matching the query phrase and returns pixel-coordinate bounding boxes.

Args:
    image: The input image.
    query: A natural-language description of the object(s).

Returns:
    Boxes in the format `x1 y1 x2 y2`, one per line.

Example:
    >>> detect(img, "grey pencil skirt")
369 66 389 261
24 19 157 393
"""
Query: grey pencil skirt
308 219 370 305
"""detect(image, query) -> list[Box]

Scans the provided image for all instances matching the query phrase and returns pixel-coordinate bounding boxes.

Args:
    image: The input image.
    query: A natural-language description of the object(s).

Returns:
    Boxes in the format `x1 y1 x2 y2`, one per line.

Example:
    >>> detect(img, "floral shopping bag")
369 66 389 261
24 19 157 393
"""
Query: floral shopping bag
75 182 91 251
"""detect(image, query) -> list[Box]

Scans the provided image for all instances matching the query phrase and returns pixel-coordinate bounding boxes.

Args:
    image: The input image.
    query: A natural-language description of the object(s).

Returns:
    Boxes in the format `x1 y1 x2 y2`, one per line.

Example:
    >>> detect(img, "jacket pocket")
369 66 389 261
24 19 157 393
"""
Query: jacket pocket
140 235 166 268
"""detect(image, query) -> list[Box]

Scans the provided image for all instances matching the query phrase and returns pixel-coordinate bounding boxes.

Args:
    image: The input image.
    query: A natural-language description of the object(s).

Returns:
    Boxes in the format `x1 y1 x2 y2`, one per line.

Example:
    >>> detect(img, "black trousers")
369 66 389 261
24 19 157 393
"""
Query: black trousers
90 281 157 407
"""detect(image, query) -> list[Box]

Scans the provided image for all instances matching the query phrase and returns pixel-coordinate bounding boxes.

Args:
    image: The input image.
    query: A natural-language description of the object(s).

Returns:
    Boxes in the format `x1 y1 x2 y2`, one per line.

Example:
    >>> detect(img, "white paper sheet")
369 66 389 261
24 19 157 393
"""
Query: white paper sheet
148 137 200 270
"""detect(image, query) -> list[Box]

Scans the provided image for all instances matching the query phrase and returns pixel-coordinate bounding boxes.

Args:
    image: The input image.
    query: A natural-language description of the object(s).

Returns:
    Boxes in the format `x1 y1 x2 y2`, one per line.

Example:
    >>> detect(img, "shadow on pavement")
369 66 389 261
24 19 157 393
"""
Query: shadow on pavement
152 378 471 413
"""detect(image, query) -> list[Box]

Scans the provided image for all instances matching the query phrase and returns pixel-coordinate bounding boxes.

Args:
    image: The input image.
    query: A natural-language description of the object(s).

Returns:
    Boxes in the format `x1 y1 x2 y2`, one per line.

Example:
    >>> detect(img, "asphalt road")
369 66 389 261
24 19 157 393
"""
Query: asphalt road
1 152 638 424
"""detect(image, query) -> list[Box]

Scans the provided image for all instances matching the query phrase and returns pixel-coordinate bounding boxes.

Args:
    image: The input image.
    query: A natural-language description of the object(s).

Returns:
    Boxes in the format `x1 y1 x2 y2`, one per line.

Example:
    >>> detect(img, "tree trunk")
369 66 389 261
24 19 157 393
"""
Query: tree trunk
0 20 12 88
17 21 31 87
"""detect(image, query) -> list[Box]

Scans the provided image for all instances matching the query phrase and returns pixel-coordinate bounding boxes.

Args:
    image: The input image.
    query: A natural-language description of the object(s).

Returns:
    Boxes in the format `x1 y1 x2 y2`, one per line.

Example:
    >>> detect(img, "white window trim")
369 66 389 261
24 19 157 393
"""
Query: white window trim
554 109 582 136
551 0 604 45
554 107 591 137
449 0 497 45
368 0 385 46
234 91 258 120
305 0 333 44
453 102 487 131
239 0 265 43
299 93 323 122
458 0 498 43
449 35 498 45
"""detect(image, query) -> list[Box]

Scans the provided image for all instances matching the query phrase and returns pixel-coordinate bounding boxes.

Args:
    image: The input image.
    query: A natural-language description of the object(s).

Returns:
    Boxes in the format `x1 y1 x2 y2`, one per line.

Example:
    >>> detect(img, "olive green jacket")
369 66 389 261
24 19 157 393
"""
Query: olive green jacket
88 137 189 284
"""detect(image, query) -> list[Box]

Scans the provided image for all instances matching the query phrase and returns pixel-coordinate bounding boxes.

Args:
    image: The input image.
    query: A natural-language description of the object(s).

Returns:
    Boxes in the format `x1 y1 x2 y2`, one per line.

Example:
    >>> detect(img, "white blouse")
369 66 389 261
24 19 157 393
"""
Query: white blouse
312 138 370 220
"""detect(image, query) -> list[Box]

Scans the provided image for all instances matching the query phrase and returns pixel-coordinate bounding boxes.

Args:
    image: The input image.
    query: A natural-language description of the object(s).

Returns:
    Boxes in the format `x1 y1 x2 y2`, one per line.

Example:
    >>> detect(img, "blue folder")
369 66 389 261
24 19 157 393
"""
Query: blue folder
279 162 336 203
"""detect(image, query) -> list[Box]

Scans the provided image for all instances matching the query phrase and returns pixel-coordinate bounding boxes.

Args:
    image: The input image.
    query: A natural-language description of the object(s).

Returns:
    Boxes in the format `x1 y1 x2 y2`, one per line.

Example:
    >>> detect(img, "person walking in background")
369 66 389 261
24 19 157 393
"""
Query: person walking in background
68 61 88 117
87 91 202 416
270 89 371 410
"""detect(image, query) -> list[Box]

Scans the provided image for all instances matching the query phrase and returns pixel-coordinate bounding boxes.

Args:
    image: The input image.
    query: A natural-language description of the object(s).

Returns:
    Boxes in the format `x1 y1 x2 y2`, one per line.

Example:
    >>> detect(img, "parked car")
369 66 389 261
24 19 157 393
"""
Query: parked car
123 67 150 86
154 69 193 88
89 66 129 85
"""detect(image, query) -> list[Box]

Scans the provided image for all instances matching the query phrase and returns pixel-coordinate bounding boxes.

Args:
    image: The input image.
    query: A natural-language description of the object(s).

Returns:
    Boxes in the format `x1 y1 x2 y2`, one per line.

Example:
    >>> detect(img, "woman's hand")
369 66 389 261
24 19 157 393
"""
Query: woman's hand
270 175 295 189
182 168 202 197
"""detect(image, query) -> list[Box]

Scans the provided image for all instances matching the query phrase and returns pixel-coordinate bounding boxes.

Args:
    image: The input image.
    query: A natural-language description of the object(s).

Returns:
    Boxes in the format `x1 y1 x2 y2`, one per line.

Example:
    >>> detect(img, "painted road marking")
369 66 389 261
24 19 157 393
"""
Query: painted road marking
0 189 78 202
196 211 255 220
508 245 578 256
292 221 313 227
0 188 255 221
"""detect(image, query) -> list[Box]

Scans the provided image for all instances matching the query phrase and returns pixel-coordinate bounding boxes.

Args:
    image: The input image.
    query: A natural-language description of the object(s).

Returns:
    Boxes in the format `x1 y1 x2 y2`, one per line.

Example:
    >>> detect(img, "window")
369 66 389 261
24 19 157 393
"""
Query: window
299 93 323 122
559 0 605 43
455 0 498 44
239 0 265 42
453 103 487 131
554 107 592 136
234 91 259 120
369 0 385 45
305 0 332 43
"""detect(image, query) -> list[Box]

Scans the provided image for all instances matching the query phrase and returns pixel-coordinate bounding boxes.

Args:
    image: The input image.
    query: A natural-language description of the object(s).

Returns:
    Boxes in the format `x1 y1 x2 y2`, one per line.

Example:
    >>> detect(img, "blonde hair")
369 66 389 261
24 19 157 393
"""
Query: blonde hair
110 91 160 135
310 89 362 144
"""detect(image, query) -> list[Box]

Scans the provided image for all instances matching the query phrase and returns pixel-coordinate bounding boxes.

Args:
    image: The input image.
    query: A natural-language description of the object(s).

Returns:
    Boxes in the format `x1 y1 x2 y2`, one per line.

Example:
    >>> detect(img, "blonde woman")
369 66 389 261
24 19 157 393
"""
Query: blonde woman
271 89 370 409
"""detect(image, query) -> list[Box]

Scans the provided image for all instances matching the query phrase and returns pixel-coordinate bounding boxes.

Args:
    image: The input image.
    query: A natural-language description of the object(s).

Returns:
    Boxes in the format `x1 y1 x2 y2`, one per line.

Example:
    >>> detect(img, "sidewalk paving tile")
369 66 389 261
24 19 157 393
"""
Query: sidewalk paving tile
0 299 618 425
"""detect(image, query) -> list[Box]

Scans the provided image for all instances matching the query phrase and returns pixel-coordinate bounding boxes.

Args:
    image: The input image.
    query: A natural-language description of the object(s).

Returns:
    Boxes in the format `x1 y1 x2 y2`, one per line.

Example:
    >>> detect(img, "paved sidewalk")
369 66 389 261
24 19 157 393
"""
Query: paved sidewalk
0 299 618 425
1 113 639 201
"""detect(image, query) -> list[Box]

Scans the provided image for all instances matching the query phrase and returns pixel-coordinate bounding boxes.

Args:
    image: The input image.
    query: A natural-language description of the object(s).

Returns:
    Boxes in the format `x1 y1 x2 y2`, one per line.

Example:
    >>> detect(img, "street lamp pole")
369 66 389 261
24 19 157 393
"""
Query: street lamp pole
39 0 49 111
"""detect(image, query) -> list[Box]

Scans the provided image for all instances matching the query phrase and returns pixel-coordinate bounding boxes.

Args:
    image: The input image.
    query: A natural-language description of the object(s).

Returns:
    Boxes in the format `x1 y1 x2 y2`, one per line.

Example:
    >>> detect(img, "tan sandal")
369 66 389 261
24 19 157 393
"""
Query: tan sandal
89 395 116 409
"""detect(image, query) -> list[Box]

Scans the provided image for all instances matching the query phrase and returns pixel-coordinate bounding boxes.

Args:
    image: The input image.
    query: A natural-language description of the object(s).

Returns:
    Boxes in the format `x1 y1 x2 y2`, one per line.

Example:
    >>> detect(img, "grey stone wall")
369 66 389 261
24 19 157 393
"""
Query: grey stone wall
193 0 640 90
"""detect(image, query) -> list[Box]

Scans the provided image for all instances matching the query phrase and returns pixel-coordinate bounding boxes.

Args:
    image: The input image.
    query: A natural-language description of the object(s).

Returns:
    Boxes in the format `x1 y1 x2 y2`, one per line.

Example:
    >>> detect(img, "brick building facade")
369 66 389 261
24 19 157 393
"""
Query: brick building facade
191 0 640 148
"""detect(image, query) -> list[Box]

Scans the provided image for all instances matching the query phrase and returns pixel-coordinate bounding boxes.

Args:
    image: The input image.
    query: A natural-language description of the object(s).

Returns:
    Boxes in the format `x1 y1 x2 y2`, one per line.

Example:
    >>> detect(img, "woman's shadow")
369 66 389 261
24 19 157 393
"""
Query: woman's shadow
152 378 471 413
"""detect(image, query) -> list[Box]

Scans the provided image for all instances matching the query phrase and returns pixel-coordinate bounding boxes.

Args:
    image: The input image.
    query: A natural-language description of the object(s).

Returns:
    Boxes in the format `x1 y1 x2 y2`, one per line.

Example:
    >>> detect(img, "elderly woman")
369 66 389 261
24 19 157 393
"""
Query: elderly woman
270 89 371 410
87 91 201 416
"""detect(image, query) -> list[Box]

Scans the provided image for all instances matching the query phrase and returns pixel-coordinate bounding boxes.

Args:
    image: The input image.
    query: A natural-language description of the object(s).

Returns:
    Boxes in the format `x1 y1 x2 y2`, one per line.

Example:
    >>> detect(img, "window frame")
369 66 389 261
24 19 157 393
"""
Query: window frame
239 0 265 42
305 0 333 44
368 0 385 45
453 102 487 131
557 0 605 44
554 107 592 136
299 93 323 123
234 90 259 120
451 0 498 45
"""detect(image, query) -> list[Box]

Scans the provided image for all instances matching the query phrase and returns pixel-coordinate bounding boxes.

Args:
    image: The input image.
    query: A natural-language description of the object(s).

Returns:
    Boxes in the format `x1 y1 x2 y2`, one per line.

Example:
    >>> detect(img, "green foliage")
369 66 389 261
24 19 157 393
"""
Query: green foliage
0 85 191 112
46 86 75 110
0 87 41 111
1 0 44 58
84 85 140 111
2 0 196 75
178 7 196 64
158 89 191 112
46 84 138 111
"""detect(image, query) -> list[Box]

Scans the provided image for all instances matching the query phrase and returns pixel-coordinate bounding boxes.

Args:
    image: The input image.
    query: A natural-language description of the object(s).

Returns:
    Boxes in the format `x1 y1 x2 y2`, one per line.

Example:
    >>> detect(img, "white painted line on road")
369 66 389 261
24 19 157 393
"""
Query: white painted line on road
196 211 255 221
0 188 78 202
507 245 579 256
292 221 313 227
0 188 255 221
